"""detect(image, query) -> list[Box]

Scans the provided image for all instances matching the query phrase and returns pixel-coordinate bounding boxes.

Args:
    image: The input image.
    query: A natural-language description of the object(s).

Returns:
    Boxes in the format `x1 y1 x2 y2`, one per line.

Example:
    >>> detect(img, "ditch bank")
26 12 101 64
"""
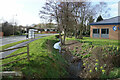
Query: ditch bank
54 40 83 79
58 40 120 79
2 36 69 79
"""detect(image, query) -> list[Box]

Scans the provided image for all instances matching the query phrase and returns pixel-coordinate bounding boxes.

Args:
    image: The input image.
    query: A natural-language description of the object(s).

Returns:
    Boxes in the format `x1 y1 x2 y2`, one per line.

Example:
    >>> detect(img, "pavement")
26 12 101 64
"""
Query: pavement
0 36 26 46
0 33 57 58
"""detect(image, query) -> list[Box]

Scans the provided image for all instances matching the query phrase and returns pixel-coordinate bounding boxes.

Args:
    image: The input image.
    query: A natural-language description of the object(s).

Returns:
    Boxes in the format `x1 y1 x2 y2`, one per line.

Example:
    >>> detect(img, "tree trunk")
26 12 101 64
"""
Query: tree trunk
78 30 83 39
58 29 63 45
63 30 66 45
75 27 77 39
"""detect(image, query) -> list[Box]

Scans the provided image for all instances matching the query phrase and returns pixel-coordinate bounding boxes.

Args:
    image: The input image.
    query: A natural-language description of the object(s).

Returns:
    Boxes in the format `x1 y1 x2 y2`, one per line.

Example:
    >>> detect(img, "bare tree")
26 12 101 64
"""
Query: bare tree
39 1 110 44
72 2 93 39
39 0 64 44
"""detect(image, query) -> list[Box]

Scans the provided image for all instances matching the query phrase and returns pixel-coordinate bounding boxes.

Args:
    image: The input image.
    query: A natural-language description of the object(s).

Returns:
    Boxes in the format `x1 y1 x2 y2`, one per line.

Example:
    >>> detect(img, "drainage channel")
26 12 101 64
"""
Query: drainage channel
54 41 82 79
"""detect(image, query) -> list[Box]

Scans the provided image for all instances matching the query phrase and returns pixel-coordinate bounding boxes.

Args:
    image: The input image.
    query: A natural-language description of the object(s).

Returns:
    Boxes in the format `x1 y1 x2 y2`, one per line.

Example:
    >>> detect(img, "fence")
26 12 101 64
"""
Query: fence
0 44 29 66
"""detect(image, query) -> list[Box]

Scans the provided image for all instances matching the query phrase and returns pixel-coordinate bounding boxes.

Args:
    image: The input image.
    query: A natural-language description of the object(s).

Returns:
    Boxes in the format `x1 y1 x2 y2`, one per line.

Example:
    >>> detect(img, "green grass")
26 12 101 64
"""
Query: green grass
101 67 120 79
2 36 68 79
66 37 120 46
0 39 29 50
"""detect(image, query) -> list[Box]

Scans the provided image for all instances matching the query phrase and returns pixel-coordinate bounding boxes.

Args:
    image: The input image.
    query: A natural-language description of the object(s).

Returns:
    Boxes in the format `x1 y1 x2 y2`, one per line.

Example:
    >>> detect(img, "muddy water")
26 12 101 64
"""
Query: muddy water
54 42 82 78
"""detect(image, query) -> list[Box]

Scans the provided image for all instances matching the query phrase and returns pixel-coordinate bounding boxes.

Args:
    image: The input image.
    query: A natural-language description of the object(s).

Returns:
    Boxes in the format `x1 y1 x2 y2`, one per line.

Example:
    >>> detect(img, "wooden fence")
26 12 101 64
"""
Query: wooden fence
0 44 29 66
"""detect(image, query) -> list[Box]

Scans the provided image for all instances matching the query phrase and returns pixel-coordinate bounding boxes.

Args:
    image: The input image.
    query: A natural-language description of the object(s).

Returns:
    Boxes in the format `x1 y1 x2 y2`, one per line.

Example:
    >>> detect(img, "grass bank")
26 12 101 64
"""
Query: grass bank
2 36 68 79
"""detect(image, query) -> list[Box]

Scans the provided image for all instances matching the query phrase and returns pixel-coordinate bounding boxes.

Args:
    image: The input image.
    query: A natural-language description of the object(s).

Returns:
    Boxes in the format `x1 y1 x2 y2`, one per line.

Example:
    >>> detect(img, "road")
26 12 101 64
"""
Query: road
0 34 56 46
0 38 41 58
0 33 57 58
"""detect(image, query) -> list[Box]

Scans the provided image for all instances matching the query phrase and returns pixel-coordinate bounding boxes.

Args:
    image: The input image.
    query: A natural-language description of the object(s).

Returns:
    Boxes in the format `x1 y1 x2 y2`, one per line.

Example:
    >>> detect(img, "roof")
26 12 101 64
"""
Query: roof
90 16 120 25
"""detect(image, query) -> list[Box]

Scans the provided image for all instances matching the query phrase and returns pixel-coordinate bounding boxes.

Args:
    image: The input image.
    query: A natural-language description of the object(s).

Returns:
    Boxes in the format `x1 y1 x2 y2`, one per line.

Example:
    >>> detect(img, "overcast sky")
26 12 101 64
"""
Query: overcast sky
0 0 119 26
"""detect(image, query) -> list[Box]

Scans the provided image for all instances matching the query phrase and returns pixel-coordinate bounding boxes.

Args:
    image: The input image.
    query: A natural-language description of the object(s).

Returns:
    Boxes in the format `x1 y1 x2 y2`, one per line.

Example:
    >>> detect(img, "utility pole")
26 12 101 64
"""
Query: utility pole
13 14 17 36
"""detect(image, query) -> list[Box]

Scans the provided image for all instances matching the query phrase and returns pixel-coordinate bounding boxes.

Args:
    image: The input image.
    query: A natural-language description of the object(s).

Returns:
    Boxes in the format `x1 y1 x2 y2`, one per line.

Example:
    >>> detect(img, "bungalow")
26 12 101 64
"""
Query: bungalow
90 16 120 40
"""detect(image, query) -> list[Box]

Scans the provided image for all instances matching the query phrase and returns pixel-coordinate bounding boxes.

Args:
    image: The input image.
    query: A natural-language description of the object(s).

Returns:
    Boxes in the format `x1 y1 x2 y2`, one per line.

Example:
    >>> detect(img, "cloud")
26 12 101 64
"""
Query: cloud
0 0 24 23
118 1 120 16
0 0 46 26
108 3 118 8
107 2 118 17
1 0 118 26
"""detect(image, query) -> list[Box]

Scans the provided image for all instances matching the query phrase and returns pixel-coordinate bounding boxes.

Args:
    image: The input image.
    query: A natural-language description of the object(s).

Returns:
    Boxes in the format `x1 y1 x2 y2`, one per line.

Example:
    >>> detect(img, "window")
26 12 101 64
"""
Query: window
101 29 109 34
47 29 50 31
93 29 99 34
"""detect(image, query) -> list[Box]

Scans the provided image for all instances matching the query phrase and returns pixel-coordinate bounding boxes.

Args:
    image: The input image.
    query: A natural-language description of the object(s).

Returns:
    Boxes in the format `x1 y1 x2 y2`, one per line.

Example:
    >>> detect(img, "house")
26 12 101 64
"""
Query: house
90 16 120 40
34 23 58 33
0 23 3 37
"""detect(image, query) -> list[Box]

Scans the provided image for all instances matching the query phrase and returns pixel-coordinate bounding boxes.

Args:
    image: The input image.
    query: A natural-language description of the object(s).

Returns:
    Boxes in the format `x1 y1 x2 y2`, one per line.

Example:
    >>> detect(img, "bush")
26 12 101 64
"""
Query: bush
82 53 91 58
55 35 59 38
101 68 120 79
108 68 120 78
2 22 14 36
14 31 21 35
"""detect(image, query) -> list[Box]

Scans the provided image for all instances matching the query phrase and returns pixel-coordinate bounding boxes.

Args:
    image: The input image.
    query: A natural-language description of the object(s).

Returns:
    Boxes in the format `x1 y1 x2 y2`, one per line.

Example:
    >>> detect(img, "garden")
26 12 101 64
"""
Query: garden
63 37 120 79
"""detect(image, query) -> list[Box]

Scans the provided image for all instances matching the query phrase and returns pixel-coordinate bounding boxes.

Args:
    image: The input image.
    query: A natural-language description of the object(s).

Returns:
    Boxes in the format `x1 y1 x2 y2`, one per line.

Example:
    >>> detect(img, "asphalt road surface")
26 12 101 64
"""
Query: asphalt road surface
0 33 57 58
0 38 41 58
0 34 56 46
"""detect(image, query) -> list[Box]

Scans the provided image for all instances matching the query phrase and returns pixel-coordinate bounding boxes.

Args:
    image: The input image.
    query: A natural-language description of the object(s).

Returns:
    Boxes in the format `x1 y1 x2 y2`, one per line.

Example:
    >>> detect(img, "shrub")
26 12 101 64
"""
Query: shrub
14 31 21 35
82 53 91 58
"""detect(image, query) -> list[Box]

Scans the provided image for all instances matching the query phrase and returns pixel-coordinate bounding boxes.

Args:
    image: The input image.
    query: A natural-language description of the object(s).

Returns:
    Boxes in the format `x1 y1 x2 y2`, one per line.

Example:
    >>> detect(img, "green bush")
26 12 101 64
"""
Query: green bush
101 68 120 79
82 53 91 58
14 31 21 35
108 68 120 78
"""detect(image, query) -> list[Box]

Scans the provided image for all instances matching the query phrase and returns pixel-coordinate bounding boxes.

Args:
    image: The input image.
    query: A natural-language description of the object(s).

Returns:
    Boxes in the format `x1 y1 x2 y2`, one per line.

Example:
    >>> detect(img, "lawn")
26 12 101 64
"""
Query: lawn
66 37 120 46
2 36 68 79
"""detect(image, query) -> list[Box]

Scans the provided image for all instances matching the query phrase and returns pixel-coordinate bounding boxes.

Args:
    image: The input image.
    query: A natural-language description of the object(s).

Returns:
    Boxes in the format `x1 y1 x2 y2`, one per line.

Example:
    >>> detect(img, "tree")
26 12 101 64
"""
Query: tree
72 2 94 39
2 21 14 36
2 21 22 36
46 23 55 28
85 16 94 35
39 1 110 45
58 2 76 44
93 2 111 18
39 0 64 45
96 15 103 22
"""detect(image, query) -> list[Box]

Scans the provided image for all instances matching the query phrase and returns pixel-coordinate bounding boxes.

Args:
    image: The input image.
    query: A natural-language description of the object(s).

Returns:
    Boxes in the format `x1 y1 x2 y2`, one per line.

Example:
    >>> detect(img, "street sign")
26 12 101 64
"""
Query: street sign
28 29 35 39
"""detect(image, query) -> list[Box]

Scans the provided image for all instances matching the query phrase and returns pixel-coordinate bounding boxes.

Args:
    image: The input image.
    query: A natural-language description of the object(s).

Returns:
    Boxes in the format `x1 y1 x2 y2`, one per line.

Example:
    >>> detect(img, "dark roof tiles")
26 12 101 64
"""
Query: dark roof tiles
90 16 120 25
